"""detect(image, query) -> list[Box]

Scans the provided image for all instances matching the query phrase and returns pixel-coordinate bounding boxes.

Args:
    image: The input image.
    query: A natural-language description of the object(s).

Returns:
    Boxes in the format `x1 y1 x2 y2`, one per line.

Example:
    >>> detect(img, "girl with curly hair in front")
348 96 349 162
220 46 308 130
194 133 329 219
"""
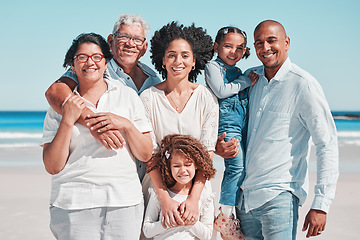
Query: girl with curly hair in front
140 22 219 232
143 134 216 239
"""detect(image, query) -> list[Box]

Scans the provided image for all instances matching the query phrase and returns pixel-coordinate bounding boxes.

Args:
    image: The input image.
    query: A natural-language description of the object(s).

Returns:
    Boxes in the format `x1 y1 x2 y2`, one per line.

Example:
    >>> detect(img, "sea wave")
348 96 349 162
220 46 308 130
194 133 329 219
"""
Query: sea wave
0 132 42 139
337 131 360 138
0 142 41 148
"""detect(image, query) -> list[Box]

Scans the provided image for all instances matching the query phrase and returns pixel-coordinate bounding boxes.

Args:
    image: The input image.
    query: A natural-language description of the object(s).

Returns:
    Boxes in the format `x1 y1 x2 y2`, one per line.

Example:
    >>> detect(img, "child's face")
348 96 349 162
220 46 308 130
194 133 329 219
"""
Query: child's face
214 32 246 66
170 153 196 186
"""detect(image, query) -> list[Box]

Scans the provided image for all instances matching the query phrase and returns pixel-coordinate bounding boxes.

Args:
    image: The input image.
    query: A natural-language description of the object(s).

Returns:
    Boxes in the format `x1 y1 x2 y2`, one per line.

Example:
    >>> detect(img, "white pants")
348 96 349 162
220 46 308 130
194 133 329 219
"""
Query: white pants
50 201 144 240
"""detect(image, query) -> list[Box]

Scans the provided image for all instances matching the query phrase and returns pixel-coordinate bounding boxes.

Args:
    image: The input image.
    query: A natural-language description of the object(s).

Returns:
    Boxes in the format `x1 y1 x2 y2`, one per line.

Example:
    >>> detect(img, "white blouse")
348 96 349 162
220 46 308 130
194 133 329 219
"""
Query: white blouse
140 84 219 151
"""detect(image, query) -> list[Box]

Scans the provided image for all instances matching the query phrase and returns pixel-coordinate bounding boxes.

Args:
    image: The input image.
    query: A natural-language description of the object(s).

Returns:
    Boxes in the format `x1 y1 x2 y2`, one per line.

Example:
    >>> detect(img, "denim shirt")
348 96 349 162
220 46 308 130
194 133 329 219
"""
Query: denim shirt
205 57 251 135
241 58 339 213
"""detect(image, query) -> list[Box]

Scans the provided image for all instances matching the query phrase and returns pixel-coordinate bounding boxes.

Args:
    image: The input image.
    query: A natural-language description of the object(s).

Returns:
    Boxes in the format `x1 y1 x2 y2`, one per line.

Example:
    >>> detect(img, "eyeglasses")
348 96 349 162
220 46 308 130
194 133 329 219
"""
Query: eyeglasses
113 33 146 45
74 53 104 63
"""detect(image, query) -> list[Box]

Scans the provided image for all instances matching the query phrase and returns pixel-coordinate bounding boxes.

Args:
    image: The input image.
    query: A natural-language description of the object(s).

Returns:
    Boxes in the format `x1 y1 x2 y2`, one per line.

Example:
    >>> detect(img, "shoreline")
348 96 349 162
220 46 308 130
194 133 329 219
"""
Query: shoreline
0 144 359 239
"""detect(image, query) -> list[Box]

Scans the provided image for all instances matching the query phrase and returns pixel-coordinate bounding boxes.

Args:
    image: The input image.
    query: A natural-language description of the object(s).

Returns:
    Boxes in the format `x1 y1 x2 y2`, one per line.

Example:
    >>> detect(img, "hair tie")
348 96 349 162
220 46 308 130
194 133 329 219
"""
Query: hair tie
165 150 170 160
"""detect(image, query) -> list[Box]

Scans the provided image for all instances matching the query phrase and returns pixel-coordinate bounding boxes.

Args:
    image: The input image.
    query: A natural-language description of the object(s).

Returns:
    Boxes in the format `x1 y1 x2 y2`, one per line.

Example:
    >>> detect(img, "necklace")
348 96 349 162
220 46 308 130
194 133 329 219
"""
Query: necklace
167 93 179 112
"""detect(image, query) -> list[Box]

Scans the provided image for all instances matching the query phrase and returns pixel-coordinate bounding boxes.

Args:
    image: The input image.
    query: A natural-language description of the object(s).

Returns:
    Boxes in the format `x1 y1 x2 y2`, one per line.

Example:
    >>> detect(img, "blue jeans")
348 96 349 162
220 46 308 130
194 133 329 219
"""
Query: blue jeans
219 132 245 206
236 191 299 240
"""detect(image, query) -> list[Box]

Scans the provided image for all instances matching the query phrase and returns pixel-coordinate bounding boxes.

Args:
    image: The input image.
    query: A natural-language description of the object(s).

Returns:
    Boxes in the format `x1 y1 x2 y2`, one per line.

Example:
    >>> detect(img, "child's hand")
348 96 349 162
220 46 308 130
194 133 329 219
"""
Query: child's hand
248 70 259 86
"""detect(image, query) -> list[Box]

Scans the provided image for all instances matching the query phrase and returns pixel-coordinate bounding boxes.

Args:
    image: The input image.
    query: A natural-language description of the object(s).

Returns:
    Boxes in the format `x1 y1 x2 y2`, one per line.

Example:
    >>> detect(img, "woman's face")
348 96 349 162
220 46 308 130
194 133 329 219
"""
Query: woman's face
162 39 195 82
72 43 107 83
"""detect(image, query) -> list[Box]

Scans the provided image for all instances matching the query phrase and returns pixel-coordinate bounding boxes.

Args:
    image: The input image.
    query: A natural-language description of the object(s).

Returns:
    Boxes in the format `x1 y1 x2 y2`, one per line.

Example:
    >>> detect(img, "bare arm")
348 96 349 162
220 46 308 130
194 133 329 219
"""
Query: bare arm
43 95 85 174
86 112 153 161
148 168 184 228
179 151 214 226
45 77 125 150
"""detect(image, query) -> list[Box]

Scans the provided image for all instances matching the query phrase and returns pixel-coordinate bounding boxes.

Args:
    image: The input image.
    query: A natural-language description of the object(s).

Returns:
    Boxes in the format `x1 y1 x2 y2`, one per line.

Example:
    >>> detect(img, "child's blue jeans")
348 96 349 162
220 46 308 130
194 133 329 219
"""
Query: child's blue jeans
219 132 245 206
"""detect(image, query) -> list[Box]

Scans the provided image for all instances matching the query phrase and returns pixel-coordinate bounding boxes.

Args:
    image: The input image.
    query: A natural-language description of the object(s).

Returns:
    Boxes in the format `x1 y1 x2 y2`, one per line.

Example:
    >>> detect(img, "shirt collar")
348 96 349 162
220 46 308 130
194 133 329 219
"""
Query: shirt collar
73 76 117 95
215 57 236 69
272 57 291 82
108 58 157 77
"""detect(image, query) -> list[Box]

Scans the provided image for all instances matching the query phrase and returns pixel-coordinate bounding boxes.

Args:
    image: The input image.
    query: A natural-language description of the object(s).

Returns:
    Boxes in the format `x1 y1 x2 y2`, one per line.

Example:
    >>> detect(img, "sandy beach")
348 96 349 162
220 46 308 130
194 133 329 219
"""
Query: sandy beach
0 144 359 240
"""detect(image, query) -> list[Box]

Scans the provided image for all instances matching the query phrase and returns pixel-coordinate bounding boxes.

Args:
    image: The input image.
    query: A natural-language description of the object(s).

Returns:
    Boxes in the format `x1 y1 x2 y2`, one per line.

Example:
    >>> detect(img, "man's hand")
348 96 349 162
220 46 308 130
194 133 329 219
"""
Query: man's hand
215 132 239 159
302 209 327 238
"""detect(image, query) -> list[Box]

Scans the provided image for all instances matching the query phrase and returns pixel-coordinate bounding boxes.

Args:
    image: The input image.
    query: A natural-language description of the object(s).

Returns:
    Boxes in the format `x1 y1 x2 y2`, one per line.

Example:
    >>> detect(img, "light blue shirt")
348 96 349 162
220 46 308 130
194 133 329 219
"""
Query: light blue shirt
62 59 161 95
241 58 339 213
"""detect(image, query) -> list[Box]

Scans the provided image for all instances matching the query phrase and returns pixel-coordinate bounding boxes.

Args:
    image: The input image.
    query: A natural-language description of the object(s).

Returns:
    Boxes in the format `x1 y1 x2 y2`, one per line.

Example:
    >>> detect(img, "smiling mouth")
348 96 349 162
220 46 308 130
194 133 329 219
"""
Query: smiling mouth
172 67 185 72
84 69 97 72
262 53 275 58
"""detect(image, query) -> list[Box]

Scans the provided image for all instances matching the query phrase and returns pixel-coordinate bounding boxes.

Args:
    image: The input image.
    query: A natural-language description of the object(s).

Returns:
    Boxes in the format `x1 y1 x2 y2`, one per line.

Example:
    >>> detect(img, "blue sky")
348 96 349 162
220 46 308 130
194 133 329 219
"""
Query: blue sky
1 0 359 111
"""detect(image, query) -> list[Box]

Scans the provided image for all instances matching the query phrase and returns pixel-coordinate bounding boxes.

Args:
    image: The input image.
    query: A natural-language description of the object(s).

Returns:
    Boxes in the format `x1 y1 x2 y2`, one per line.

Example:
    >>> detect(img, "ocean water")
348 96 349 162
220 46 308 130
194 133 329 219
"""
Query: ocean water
0 111 360 149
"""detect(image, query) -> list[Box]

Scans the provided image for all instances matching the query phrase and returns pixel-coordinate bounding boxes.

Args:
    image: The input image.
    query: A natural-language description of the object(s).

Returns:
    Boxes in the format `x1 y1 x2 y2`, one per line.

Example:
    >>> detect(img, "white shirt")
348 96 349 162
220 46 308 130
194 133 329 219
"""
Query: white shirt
140 85 219 151
143 185 215 240
42 79 152 210
241 58 339 213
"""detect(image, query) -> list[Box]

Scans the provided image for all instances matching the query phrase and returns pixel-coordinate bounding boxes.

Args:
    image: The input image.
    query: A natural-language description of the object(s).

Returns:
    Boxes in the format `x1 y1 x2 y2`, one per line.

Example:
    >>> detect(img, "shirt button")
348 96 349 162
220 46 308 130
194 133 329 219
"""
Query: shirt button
248 148 251 151
259 108 263 111
265 86 268 90
253 129 256 132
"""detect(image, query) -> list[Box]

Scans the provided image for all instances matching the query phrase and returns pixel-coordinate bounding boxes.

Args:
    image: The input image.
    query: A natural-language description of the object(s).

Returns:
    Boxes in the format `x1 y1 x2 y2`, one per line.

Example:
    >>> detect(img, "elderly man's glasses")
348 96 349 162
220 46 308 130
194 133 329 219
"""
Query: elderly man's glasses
74 54 104 63
113 33 146 45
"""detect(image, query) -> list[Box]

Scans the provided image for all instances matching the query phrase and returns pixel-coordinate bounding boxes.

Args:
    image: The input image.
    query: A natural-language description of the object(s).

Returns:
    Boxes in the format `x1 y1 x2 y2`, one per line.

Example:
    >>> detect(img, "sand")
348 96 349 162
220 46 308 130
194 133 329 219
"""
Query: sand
0 144 358 239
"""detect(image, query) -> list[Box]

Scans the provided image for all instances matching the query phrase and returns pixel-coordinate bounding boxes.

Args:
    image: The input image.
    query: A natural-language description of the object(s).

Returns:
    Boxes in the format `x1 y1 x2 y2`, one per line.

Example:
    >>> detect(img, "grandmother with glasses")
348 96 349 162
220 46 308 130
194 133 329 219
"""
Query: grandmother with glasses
45 14 161 181
42 33 153 240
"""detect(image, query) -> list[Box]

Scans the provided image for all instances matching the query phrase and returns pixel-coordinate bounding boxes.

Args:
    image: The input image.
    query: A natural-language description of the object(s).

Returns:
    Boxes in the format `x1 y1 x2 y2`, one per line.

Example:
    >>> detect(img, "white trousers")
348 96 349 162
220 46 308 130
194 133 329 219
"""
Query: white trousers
50 201 144 240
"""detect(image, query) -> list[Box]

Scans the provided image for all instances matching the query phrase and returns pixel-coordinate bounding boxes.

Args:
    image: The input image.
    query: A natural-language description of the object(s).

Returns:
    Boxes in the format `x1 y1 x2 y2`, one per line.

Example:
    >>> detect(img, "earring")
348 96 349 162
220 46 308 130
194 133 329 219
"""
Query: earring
192 66 195 70
162 65 166 69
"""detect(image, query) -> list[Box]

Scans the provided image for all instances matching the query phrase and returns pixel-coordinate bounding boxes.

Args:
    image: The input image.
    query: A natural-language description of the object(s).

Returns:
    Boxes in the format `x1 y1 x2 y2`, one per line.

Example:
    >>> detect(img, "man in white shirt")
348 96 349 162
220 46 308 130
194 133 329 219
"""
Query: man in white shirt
45 14 161 180
216 20 339 239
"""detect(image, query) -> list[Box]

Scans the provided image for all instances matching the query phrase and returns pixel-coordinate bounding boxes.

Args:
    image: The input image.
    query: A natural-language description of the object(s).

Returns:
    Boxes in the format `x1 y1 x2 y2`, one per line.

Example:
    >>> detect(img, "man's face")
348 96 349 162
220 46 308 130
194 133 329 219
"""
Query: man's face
108 24 148 67
254 24 290 76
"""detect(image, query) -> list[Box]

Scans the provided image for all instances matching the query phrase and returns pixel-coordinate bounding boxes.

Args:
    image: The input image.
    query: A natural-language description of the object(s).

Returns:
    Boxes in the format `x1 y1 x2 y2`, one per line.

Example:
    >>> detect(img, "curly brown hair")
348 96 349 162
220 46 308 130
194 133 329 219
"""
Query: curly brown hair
148 134 216 188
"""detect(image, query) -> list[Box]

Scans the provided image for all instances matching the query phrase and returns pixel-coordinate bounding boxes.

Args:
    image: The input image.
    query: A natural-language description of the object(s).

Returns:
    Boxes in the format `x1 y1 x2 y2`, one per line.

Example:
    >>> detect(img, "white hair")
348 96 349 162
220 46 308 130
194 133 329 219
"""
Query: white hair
112 14 150 37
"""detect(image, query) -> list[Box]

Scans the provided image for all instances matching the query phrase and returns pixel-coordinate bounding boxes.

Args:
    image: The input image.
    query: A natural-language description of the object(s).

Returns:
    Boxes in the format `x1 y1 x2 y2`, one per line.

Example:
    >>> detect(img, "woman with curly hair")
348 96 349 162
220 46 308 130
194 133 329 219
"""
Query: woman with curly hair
140 21 219 232
143 134 216 239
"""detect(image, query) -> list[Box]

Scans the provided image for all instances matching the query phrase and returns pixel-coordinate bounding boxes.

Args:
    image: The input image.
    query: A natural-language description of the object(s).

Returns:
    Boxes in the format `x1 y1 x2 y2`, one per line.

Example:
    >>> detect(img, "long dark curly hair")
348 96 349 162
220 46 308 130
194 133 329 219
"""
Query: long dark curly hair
150 21 213 82
150 134 216 188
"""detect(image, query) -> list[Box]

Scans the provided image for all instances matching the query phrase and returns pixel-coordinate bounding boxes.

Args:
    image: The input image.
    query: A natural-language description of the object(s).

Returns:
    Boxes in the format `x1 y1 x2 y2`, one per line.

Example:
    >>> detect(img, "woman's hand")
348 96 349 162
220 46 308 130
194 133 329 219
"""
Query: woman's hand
85 113 129 147
160 196 183 228
61 95 85 125
86 112 131 133
179 197 199 226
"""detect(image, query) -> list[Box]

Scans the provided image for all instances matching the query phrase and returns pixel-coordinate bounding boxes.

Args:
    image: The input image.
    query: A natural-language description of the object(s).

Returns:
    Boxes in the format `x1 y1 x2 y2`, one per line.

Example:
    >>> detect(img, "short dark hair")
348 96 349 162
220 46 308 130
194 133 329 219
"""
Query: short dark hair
214 26 250 59
150 22 213 82
63 33 112 68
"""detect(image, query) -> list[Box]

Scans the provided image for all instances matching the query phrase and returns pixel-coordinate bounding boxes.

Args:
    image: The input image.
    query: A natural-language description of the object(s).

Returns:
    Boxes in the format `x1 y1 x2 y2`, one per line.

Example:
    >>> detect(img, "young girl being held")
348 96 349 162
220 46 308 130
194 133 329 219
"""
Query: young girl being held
205 27 258 239
143 134 216 240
